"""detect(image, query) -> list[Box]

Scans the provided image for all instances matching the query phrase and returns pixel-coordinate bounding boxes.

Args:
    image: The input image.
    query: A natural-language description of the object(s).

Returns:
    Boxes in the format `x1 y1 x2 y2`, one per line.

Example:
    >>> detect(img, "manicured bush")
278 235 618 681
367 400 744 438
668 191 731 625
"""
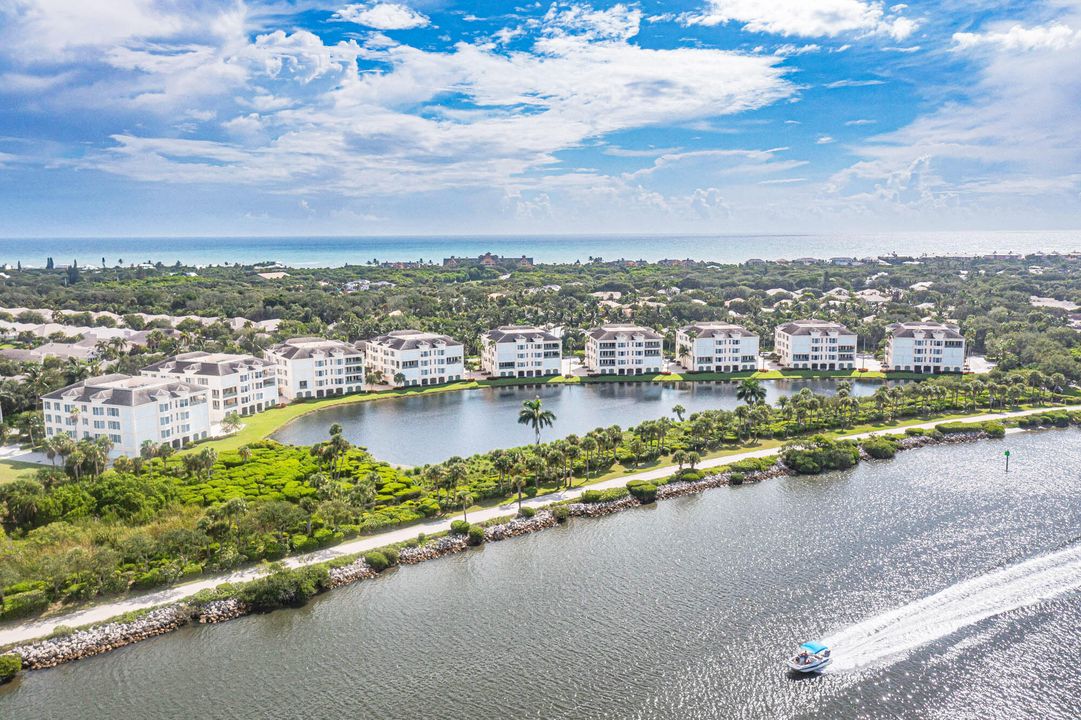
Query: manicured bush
728 471 745 485
551 505 570 523
861 436 898 459
518 506 536 519
626 480 657 504
450 519 471 535
905 427 929 437
363 551 390 572
239 566 329 612
467 524 485 546
579 487 629 504
982 421 1006 438
0 654 21 684
674 469 703 482
382 547 400 566
781 437 860 475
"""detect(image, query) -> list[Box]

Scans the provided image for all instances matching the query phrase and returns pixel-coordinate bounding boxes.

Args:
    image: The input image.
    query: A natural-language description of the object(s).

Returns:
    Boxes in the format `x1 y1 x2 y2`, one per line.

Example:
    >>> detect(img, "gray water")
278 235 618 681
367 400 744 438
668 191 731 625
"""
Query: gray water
271 379 883 465
2 231 1079 268
2 429 1079 719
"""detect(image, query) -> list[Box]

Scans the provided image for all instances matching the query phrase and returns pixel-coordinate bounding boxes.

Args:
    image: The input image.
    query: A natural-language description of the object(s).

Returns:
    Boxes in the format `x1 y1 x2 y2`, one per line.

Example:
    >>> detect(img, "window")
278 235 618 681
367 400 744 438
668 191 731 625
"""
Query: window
92 406 104 416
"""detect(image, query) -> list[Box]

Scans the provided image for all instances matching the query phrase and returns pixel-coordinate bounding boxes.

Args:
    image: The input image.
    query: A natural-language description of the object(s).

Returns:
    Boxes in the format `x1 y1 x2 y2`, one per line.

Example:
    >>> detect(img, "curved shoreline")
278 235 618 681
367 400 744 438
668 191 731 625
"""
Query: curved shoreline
2 413 1074 675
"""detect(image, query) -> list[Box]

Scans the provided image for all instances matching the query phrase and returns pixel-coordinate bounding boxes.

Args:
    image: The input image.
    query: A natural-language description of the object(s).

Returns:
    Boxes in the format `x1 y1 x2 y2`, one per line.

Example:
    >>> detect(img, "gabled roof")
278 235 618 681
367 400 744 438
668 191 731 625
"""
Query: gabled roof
483 325 560 343
142 351 273 376
776 319 855 336
586 324 662 341
887 322 964 339
678 322 757 338
266 337 362 360
363 330 463 351
43 374 208 406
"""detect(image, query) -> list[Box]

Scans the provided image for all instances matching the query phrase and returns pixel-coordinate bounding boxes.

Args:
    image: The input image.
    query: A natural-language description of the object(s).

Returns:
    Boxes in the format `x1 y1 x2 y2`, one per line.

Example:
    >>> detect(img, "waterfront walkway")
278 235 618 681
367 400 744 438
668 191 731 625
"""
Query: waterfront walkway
1 404 1076 648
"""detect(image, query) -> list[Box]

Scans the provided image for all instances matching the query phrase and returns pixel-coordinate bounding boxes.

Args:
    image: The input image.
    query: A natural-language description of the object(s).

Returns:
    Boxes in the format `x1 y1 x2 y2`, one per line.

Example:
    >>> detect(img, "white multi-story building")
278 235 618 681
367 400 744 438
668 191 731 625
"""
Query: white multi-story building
583 324 664 375
361 330 464 387
265 337 365 400
480 326 562 378
675 322 759 372
885 322 966 373
774 320 857 370
42 374 210 457
141 352 278 424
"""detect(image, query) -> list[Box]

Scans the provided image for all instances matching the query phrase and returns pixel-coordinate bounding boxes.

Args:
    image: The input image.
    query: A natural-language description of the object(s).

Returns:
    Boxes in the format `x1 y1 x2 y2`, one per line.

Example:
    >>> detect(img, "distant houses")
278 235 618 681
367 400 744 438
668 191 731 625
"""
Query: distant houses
480 326 562 378
443 253 533 268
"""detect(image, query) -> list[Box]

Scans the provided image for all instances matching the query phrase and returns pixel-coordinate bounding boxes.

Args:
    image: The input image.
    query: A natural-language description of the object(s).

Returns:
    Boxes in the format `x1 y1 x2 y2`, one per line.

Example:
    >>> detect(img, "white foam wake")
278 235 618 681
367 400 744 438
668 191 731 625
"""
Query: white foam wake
823 544 1081 672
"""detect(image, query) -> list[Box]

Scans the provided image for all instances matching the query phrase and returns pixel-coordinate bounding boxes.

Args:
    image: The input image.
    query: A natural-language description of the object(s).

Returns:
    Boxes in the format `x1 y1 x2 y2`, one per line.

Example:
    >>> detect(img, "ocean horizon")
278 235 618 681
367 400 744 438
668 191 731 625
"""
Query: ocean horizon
2 230 1080 268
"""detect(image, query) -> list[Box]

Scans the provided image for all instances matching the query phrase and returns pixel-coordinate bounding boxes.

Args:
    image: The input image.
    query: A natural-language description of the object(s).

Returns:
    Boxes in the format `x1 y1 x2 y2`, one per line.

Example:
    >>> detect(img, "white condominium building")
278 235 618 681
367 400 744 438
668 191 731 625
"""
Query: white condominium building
885 322 966 373
362 330 464 387
675 322 759 373
141 351 278 424
774 320 857 370
42 374 210 457
265 337 365 400
480 326 562 378
583 324 664 375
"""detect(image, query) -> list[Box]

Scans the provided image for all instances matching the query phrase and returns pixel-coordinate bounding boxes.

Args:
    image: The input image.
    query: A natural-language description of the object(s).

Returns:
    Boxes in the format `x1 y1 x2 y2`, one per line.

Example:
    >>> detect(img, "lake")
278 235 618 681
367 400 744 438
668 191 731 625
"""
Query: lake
271 379 885 465
2 428 1078 719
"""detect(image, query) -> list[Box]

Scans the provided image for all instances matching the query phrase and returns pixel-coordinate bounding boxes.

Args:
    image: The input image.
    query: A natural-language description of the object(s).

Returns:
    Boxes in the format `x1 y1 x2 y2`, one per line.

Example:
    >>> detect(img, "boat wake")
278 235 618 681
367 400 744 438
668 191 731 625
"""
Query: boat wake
823 544 1081 672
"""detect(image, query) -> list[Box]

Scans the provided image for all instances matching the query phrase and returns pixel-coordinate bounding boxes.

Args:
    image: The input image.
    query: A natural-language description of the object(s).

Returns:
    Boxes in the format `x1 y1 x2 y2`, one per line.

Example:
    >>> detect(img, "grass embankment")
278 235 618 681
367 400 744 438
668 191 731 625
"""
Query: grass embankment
197 369 906 453
0 460 41 485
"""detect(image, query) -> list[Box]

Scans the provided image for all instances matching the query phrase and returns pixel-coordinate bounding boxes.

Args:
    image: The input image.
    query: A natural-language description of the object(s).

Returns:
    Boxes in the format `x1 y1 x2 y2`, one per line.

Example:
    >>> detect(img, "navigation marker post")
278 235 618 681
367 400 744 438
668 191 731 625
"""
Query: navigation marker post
1004 449 1011 472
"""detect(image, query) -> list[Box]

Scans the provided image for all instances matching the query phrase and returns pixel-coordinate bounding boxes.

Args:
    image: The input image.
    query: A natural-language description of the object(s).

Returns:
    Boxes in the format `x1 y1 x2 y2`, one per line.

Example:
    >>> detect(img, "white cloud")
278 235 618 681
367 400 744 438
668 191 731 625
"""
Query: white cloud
825 78 885 88
845 118 876 125
953 22 1080 52
816 135 835 144
685 0 916 41
335 3 430 31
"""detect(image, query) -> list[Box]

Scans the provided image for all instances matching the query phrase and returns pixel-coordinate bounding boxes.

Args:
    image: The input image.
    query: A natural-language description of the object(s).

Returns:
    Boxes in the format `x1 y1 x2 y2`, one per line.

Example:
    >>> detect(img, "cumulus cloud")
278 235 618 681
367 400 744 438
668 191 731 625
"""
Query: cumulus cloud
685 0 916 40
335 3 430 31
953 22 1080 52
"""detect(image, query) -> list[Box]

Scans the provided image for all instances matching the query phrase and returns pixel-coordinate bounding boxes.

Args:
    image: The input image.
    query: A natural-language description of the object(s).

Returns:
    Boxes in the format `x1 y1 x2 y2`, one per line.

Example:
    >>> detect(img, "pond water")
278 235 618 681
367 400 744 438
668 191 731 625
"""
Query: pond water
271 379 885 465
3 428 1079 719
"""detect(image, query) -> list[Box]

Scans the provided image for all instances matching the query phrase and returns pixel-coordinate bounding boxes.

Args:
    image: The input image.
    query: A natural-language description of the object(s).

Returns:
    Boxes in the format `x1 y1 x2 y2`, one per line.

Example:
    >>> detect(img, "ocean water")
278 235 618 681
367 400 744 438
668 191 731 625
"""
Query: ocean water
1 230 1079 268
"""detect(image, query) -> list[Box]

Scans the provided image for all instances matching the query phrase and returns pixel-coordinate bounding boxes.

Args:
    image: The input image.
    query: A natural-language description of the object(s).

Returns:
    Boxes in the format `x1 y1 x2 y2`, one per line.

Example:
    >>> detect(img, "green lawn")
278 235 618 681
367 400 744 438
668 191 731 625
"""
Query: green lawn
0 458 42 485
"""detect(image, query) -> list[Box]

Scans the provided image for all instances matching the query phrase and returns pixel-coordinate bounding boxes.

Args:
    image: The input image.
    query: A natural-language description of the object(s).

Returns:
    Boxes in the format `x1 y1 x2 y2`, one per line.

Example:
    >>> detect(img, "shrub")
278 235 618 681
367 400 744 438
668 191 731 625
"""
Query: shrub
518 506 536 519
382 547 400 566
551 505 570 523
240 566 329 612
467 524 485 546
0 654 21 684
781 437 860 475
626 480 657 504
728 471 745 485
982 421 1006 438
674 469 703 482
579 487 629 504
861 436 898 460
363 551 390 572
450 519 471 535
905 427 929 437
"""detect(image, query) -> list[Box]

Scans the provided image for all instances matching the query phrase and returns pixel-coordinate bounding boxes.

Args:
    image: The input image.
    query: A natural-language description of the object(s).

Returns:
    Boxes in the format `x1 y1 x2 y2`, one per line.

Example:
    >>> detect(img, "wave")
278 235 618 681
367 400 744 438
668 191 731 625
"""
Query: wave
823 544 1081 671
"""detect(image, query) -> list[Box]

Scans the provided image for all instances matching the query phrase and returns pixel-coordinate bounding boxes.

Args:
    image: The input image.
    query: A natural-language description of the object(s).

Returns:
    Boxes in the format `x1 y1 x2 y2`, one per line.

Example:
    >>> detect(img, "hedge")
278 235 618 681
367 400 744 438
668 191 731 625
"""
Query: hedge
0 654 21 684
626 480 657 504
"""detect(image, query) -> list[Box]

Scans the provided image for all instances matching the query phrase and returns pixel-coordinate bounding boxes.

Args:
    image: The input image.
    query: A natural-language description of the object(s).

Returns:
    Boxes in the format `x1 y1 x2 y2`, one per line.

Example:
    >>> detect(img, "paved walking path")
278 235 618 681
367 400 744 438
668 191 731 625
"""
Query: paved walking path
2 404 1076 648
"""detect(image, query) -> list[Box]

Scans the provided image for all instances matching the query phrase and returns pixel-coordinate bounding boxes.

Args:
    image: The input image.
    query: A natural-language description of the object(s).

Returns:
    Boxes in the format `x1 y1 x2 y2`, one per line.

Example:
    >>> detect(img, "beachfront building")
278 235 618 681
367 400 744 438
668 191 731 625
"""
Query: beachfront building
480 325 562 378
675 322 759 372
141 352 278 424
361 330 464 387
774 320 857 370
42 374 210 457
583 324 664 375
265 337 365 400
885 322 966 373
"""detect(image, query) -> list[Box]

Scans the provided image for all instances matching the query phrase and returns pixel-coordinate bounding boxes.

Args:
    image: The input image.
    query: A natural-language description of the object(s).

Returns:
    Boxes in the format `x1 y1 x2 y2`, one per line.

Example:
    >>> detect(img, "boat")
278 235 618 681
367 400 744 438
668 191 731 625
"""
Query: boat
787 641 832 673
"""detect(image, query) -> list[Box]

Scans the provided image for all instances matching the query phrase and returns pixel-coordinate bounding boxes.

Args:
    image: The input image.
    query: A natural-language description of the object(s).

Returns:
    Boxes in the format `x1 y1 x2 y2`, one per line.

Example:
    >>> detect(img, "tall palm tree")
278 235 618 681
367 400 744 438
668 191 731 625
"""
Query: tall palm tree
672 404 686 422
454 489 475 522
518 396 556 445
736 378 767 407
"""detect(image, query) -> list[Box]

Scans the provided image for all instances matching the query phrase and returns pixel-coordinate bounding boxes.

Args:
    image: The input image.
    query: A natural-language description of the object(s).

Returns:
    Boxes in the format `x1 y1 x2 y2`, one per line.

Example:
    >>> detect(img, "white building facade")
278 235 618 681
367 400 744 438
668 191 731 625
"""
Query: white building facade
583 324 664 375
774 320 858 370
362 330 464 387
885 322 966 373
141 351 278 424
675 322 759 372
42 374 211 457
480 326 562 378
265 337 365 400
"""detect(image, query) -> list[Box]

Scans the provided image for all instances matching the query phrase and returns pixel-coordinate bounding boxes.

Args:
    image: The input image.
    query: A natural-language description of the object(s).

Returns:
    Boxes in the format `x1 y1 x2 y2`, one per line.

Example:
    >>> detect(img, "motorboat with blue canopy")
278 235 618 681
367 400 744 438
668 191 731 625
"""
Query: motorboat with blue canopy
787 641 832 673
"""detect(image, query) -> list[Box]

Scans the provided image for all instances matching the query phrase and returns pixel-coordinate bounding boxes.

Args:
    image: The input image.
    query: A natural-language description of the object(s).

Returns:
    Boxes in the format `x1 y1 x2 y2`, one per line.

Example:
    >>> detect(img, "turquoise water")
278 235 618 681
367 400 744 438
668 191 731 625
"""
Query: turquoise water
2 230 1079 267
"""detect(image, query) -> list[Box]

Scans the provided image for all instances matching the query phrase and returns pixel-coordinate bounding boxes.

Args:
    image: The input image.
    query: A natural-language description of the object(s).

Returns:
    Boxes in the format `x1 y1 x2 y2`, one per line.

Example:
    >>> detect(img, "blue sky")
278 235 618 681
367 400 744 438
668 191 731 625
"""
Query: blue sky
0 0 1079 236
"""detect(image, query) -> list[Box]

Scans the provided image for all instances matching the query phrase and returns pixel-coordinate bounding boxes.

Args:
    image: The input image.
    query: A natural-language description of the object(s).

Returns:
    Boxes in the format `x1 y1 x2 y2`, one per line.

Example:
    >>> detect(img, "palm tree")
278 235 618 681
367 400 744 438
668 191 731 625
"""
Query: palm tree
393 371 407 387
673 449 687 470
454 489 475 522
580 435 598 478
672 404 686 422
736 378 767 406
686 451 701 470
518 396 556 445
511 462 527 512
